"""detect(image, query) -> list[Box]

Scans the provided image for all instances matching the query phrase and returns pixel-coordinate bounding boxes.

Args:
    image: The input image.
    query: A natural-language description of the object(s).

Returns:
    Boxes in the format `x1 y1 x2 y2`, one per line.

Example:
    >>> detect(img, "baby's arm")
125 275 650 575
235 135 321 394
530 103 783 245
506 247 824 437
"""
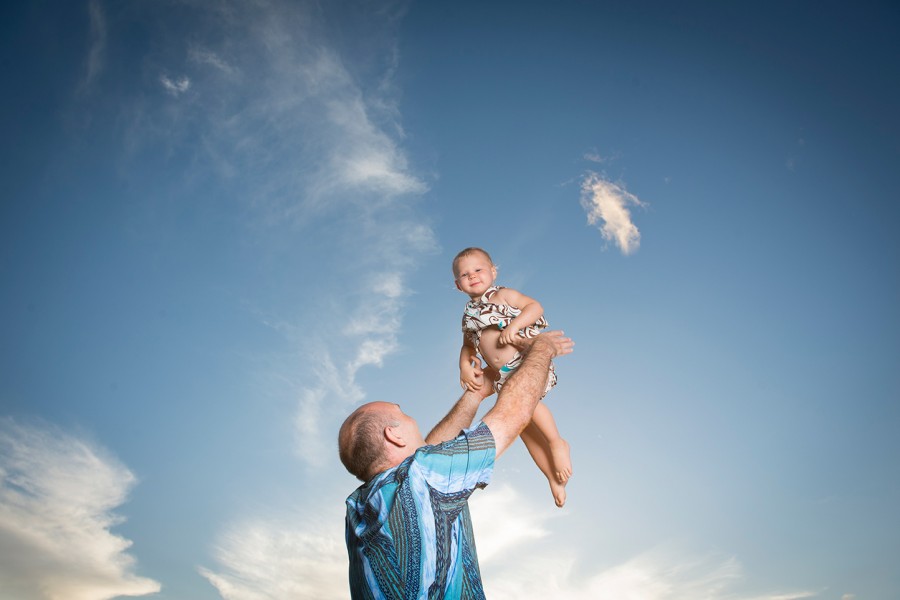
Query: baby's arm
497 288 544 346
459 338 483 391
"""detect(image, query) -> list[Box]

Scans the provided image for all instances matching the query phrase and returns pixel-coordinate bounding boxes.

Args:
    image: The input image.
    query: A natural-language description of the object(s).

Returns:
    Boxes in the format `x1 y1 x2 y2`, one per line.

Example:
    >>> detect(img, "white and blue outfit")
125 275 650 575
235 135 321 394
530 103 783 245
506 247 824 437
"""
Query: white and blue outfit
345 422 496 599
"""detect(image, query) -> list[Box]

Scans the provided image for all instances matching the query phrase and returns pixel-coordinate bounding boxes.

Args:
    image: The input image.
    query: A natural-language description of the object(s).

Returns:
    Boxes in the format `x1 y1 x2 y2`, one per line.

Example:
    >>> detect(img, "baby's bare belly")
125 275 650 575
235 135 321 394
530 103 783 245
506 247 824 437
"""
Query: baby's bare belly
479 329 519 370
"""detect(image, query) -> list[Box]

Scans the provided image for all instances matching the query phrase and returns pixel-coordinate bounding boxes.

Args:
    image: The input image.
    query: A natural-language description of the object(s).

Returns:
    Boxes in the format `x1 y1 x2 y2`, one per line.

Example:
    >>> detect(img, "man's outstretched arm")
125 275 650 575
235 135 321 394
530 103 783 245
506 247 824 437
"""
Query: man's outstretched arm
481 331 574 457
426 370 496 444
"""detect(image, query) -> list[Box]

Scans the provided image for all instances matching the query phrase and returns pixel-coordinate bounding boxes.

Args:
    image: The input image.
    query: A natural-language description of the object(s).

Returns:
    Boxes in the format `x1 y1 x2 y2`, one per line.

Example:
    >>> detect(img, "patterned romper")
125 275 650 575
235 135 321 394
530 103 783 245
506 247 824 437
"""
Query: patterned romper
462 285 557 398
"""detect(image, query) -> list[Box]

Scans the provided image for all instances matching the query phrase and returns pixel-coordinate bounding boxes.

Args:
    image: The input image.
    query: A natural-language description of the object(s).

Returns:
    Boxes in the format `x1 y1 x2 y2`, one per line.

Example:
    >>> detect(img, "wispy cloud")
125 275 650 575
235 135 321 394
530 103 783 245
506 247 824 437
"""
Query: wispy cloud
188 45 236 76
0 417 159 600
198 504 348 600
580 171 646 255
78 0 107 94
117 0 435 467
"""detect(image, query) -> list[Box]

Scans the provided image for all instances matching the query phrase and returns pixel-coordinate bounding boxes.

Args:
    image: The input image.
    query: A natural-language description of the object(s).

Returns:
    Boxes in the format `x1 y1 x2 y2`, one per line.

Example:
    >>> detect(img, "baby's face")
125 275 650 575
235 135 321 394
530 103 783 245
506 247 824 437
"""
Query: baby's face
454 252 497 298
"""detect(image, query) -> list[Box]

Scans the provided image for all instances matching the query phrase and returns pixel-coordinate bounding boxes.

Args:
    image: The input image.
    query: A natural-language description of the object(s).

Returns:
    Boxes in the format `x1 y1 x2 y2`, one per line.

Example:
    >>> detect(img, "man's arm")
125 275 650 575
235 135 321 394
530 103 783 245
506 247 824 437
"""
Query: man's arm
481 331 574 457
426 369 496 444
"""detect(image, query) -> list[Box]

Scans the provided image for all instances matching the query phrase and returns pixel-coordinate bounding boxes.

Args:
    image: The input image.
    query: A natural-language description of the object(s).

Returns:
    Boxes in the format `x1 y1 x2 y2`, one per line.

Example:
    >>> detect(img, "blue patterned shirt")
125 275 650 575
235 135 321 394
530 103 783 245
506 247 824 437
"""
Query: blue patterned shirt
345 421 496 599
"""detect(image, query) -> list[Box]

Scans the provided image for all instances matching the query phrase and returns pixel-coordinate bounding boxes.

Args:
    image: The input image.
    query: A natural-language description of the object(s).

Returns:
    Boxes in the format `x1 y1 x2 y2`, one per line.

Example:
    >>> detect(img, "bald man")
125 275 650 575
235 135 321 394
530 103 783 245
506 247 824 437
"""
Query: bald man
339 331 574 599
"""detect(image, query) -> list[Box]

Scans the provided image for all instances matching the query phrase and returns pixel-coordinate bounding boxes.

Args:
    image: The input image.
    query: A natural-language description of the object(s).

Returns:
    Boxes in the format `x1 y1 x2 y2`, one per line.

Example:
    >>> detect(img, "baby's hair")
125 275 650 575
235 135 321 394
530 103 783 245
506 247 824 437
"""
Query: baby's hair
452 247 494 276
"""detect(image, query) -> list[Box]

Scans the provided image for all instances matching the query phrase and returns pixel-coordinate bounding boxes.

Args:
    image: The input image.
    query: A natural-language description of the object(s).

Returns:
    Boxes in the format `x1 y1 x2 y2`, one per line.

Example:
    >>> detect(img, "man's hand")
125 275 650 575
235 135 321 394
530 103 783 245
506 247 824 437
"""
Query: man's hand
530 330 574 358
508 330 574 357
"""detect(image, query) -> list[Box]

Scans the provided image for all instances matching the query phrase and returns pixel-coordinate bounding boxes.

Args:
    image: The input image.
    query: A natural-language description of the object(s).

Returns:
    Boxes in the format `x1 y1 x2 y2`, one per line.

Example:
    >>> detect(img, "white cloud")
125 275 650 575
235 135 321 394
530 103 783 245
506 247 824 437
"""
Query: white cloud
469 485 551 564
198 506 348 600
483 542 818 600
469 483 815 600
160 74 191 96
580 171 646 255
0 417 160 600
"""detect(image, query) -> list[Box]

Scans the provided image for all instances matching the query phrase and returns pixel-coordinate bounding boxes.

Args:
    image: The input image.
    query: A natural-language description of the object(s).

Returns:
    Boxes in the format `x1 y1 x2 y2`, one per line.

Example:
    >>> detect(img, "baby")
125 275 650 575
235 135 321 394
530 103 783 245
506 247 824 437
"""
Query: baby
453 247 572 507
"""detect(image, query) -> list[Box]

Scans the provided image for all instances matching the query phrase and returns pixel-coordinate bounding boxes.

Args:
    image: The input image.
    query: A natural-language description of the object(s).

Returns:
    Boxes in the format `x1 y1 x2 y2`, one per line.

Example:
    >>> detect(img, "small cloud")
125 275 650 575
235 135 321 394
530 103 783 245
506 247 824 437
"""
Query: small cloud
841 595 856 600
580 171 646 255
160 74 191 96
0 417 160 600
199 507 348 600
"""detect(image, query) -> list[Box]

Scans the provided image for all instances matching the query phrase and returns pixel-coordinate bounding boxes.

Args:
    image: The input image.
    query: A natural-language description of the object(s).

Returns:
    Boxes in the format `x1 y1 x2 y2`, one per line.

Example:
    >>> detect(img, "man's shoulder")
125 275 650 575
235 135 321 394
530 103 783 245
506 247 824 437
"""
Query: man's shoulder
417 422 495 459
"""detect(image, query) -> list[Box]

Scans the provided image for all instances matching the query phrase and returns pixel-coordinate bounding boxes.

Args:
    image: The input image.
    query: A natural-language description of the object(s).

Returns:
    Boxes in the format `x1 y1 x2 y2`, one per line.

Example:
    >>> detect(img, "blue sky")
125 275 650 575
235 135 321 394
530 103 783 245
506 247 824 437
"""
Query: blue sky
1 1 898 599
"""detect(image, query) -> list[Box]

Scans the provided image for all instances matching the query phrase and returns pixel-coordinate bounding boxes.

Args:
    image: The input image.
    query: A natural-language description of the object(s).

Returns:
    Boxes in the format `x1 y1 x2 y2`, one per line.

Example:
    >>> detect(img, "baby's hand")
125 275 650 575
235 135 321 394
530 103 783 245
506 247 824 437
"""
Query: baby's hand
460 363 483 392
498 326 520 346
460 374 483 392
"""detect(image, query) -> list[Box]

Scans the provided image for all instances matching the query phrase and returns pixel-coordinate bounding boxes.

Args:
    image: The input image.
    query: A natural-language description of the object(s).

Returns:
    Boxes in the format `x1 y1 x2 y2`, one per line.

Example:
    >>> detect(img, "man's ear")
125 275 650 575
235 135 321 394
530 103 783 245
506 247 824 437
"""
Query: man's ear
384 424 407 448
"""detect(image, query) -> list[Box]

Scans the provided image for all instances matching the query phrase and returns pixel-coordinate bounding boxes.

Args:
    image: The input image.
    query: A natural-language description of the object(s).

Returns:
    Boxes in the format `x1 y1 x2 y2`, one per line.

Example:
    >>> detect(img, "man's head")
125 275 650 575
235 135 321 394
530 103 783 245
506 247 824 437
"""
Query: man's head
339 402 425 482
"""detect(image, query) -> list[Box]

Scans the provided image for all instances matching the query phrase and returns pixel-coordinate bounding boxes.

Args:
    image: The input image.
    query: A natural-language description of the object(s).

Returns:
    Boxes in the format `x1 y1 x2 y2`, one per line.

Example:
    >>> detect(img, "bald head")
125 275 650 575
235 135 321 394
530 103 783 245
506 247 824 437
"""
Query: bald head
338 402 400 482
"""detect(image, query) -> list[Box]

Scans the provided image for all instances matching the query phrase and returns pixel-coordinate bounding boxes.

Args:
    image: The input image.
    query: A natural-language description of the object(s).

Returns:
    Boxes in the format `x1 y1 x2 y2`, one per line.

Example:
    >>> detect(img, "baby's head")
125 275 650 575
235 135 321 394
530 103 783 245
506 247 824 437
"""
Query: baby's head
452 247 497 297
452 247 493 276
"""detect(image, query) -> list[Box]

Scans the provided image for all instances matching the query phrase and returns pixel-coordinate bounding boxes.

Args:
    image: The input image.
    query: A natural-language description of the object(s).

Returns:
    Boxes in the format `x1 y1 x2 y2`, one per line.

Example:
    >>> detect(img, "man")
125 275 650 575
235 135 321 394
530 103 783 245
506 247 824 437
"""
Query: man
339 331 574 599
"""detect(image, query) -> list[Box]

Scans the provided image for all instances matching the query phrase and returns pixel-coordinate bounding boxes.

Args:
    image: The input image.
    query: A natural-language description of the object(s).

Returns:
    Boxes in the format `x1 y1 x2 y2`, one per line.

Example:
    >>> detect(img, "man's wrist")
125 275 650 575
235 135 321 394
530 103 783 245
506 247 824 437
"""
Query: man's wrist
526 335 555 358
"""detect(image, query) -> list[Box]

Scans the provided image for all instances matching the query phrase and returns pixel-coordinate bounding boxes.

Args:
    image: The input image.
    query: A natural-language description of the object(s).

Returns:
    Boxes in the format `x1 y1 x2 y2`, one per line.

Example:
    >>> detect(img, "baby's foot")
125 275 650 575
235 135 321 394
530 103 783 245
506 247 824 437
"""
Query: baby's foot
550 478 567 508
549 438 572 484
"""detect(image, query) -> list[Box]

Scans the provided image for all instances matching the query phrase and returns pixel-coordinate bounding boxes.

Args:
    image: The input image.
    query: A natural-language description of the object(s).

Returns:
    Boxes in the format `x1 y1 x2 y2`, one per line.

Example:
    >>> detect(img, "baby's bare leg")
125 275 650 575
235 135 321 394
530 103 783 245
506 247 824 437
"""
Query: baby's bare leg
519 422 567 508
531 402 572 484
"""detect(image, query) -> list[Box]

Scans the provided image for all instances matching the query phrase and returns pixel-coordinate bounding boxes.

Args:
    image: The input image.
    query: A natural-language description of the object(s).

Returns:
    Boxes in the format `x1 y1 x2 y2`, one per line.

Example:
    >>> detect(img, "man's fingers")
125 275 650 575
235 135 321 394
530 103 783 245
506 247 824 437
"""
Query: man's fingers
536 330 574 357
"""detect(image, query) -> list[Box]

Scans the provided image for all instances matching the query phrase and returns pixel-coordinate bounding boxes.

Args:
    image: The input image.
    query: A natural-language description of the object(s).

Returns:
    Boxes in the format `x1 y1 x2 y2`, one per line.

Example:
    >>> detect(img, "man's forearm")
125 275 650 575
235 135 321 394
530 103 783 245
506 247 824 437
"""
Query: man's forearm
481 338 556 456
426 389 485 444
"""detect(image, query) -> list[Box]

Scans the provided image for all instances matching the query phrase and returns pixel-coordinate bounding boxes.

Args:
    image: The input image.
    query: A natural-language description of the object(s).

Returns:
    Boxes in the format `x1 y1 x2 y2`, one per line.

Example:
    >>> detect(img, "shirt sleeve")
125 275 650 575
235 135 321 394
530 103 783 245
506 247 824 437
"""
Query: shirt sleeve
413 421 495 495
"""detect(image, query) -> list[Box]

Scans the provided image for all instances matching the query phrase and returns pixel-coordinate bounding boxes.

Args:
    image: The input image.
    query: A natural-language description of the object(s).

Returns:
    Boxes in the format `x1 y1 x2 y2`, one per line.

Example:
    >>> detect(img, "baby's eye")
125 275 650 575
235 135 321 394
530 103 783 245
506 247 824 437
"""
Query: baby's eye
473 268 483 274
